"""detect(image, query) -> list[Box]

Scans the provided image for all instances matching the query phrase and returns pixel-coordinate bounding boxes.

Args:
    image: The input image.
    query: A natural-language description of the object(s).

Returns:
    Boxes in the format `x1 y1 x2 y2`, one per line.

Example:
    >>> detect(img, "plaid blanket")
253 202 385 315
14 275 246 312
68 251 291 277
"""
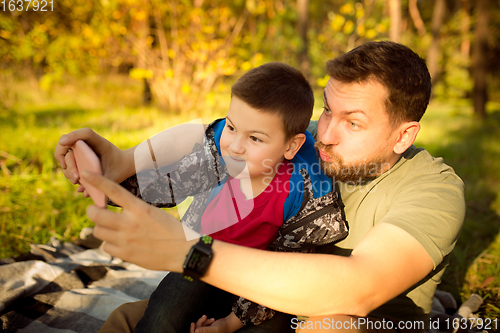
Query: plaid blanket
0 232 486 333
0 234 167 333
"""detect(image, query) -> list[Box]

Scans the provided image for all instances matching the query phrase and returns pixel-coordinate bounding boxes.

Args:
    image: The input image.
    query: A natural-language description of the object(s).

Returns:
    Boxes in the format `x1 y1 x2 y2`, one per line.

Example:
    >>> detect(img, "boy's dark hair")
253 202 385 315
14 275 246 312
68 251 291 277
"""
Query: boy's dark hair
231 62 314 141
326 41 432 126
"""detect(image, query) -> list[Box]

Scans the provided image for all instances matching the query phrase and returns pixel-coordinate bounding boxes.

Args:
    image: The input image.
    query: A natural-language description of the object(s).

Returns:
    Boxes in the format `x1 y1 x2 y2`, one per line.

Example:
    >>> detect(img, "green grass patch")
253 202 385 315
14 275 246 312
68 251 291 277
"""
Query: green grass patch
415 101 500 319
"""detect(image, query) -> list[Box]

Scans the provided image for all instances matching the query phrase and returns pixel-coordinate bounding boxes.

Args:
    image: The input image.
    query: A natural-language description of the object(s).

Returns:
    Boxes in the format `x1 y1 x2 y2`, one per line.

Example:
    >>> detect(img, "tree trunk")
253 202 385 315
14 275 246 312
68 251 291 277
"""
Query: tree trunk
427 0 446 85
136 7 152 106
472 0 489 118
460 0 470 58
388 0 401 42
297 0 310 80
409 0 426 36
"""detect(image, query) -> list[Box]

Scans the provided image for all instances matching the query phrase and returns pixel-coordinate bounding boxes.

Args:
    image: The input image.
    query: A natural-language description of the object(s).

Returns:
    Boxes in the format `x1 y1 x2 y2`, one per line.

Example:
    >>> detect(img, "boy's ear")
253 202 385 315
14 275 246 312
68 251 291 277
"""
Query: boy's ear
284 133 306 160
393 121 420 154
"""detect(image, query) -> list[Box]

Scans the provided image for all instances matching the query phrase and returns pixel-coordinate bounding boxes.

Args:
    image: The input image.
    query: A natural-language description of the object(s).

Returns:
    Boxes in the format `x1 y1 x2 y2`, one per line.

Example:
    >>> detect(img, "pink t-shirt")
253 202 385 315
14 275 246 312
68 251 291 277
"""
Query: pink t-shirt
199 162 292 249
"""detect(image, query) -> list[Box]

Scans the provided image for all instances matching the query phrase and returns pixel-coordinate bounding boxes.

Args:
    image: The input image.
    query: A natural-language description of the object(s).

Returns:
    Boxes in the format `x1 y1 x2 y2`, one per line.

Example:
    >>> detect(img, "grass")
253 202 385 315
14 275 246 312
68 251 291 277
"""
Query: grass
415 100 500 319
1 73 499 320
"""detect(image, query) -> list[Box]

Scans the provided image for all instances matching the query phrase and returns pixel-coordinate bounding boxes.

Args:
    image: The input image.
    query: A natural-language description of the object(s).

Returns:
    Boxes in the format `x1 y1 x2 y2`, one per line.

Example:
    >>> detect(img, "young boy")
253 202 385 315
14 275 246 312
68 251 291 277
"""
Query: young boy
111 62 348 332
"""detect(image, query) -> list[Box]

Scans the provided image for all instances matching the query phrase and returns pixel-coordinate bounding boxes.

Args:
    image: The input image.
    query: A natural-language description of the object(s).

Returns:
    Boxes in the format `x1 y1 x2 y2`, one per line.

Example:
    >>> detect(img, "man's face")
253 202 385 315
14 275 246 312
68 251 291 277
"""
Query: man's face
316 78 400 184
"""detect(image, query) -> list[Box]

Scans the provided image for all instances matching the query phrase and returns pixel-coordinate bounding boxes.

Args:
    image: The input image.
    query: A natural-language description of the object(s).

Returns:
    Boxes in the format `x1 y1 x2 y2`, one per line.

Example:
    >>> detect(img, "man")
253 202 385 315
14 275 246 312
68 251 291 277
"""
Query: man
55 41 465 332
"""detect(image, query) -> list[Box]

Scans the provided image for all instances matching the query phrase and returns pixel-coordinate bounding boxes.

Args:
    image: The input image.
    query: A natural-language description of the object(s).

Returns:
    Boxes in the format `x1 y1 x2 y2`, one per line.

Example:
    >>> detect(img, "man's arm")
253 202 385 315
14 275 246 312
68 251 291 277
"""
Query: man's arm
203 223 433 317
82 171 433 317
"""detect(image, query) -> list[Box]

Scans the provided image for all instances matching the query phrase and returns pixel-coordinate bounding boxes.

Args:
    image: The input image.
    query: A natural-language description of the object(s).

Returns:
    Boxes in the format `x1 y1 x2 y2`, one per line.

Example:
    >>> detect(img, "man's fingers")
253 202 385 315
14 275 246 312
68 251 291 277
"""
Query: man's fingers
86 205 121 231
80 171 141 210
100 241 122 258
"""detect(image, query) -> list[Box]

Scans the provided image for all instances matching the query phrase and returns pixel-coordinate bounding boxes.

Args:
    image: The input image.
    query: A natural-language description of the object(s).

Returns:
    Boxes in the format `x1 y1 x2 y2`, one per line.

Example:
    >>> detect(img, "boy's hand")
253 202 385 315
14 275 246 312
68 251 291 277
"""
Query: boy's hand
190 312 244 333
190 315 216 333
54 128 134 194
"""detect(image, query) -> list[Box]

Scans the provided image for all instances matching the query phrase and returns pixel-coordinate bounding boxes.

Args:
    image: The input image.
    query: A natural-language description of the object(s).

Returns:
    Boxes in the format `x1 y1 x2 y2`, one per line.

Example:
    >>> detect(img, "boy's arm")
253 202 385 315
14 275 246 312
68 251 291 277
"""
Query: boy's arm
55 123 207 191
110 120 225 206
133 121 206 174
232 297 275 326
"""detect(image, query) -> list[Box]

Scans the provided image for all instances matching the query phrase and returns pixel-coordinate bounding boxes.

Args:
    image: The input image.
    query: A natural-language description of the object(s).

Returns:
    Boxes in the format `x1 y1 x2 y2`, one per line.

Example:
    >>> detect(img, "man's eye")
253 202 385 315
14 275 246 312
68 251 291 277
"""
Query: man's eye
350 121 359 129
323 107 331 114
250 136 262 142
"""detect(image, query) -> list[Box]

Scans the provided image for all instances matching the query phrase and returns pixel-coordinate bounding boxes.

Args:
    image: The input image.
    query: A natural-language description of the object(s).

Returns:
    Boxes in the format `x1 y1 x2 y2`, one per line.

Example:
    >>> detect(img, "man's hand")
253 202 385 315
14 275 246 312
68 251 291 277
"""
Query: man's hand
81 170 195 271
190 312 244 333
54 128 135 195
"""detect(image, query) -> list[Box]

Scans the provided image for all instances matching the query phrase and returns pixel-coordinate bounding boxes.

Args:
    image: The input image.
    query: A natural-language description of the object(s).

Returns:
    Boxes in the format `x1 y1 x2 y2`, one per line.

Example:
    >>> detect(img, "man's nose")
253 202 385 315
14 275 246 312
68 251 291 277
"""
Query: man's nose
319 120 340 146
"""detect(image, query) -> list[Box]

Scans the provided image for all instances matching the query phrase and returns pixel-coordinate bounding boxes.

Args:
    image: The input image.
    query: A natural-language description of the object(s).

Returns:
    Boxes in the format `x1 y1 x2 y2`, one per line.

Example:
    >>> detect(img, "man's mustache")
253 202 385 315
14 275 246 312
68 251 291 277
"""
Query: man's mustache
314 141 334 158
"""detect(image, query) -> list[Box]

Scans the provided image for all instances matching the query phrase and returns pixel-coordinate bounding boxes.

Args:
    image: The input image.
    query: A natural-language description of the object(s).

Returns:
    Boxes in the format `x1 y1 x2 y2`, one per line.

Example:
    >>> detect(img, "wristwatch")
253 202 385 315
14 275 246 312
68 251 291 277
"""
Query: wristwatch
182 235 214 281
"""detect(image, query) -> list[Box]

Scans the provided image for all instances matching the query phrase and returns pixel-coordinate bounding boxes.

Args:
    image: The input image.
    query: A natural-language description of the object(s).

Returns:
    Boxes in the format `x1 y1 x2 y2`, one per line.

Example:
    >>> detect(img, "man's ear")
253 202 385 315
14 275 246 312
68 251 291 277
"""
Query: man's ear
284 133 306 160
393 121 420 154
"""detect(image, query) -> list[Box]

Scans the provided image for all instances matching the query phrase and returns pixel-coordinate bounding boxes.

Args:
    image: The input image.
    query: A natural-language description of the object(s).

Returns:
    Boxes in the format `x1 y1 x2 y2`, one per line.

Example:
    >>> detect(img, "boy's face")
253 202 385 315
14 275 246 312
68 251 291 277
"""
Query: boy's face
316 78 401 183
220 97 290 184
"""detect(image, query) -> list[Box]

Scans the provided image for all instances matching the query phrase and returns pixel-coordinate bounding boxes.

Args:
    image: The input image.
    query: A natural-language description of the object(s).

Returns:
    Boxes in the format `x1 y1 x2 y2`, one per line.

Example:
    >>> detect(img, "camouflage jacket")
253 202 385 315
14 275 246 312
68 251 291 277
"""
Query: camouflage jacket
116 119 348 325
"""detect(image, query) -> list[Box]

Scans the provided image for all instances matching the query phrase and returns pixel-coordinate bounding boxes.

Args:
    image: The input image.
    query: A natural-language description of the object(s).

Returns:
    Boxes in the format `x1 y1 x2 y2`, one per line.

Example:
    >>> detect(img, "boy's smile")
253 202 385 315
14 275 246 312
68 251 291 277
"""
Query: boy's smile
220 97 295 197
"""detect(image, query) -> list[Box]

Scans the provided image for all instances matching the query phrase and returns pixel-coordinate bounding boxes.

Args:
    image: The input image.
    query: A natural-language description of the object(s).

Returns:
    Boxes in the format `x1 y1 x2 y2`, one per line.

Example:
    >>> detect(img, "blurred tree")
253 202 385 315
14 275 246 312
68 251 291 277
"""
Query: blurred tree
427 0 447 85
125 0 252 111
308 0 390 86
2 0 499 113
297 0 310 80
430 0 472 101
388 0 401 42
460 0 470 58
409 0 426 36
472 0 488 118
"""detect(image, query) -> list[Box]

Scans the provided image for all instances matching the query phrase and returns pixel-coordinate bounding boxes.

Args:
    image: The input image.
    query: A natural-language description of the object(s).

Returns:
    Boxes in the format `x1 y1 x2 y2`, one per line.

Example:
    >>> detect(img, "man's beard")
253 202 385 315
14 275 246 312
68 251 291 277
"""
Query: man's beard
314 141 390 184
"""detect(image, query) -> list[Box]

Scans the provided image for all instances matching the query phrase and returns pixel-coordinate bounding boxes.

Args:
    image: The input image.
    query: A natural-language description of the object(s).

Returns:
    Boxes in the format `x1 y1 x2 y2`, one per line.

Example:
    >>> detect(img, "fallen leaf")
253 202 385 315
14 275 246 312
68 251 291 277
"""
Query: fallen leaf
480 276 495 288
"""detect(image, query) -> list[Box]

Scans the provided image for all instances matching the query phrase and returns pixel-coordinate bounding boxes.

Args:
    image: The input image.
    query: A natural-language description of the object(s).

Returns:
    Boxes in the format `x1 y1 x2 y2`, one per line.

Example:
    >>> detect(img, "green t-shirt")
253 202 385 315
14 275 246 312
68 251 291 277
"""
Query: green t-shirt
308 121 465 324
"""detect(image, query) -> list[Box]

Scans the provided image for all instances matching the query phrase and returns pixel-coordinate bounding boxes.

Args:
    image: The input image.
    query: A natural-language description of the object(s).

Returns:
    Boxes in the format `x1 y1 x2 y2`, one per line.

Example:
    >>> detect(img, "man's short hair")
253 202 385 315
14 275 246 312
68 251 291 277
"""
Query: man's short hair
326 41 432 126
231 62 314 141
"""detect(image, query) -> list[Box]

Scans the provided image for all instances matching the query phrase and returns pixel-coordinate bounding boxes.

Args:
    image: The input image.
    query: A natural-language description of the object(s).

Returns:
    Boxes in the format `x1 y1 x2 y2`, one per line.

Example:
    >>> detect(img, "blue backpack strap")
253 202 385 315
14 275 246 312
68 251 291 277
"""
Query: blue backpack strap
210 118 226 158
203 118 228 202
283 130 333 221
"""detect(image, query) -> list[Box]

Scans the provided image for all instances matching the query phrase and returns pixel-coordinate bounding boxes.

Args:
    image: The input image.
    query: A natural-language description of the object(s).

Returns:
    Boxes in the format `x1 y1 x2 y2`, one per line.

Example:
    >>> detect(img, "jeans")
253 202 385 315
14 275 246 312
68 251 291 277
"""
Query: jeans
134 272 294 333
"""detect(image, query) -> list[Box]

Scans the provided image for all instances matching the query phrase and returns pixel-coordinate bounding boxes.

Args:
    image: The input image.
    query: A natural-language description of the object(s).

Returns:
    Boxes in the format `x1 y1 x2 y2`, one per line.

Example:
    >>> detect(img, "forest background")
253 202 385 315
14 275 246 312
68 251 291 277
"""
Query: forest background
1 0 500 320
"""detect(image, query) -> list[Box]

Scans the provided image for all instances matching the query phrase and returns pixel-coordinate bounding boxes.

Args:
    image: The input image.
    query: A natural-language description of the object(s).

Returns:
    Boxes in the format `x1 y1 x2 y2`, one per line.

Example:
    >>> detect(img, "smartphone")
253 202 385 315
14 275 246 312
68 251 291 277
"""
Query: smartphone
72 140 107 208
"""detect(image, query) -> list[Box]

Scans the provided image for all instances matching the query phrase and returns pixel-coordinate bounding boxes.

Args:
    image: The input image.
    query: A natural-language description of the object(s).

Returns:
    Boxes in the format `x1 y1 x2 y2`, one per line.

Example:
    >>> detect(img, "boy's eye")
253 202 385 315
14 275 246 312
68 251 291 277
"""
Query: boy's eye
250 136 262 143
227 124 235 131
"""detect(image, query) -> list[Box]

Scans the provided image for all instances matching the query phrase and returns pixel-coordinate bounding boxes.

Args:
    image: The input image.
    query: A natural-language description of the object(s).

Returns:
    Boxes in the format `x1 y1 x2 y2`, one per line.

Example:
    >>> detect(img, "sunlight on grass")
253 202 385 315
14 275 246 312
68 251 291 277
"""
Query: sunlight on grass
416 100 500 318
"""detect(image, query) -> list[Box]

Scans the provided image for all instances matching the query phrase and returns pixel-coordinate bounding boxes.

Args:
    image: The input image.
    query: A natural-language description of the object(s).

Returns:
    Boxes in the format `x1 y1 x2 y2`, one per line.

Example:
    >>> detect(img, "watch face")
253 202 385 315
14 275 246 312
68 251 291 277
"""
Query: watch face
185 250 209 270
184 244 213 278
